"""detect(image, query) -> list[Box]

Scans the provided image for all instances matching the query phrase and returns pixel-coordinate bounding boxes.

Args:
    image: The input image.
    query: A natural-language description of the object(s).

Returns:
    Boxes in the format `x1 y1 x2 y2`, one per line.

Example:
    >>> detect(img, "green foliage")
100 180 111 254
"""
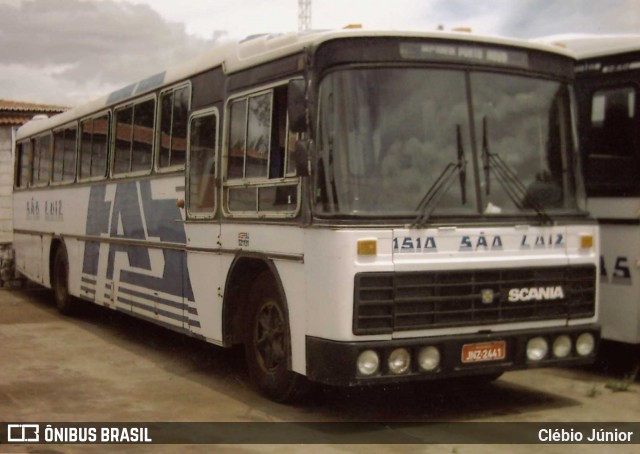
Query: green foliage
605 364 639 393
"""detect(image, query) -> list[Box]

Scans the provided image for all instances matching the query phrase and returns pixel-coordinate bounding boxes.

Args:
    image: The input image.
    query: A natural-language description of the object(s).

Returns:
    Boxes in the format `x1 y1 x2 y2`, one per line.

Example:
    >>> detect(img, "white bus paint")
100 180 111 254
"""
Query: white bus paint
13 29 600 401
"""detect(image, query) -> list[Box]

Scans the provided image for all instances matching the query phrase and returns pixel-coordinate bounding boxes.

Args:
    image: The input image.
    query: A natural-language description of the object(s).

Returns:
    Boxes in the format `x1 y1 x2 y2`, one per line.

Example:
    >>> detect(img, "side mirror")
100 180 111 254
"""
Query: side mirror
287 79 307 134
295 140 310 177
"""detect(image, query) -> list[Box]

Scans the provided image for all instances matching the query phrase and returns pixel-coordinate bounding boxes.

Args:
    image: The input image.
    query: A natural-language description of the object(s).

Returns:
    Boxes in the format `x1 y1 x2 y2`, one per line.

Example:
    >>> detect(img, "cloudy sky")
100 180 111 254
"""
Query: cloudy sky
0 0 638 106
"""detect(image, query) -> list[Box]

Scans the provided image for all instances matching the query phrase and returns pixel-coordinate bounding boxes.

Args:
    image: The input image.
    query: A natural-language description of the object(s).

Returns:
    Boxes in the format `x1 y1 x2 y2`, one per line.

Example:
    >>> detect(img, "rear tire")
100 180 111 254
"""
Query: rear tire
52 244 75 315
244 272 309 403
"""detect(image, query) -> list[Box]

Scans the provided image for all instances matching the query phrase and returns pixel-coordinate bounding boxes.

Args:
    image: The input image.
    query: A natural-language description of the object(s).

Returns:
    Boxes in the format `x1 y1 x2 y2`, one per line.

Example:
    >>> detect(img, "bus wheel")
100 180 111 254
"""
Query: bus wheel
52 245 74 315
245 273 307 402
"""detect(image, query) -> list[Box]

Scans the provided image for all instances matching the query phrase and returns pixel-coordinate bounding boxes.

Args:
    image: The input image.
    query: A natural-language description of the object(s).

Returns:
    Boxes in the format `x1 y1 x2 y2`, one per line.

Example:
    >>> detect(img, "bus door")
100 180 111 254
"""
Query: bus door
184 108 222 339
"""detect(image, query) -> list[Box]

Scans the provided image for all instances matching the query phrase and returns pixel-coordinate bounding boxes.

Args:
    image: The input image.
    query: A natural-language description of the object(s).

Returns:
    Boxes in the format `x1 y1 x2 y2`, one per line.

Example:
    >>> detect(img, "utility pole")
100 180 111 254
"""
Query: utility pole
298 0 311 31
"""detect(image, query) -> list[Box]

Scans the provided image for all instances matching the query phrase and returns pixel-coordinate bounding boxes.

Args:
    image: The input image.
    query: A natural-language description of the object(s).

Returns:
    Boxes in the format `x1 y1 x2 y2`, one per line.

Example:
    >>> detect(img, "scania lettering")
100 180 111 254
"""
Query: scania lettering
508 287 565 302
13 29 599 402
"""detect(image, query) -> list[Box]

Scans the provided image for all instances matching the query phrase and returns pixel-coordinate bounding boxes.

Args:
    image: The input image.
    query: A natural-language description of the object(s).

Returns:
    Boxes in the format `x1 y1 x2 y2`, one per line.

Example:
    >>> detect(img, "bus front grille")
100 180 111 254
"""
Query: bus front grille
353 265 596 335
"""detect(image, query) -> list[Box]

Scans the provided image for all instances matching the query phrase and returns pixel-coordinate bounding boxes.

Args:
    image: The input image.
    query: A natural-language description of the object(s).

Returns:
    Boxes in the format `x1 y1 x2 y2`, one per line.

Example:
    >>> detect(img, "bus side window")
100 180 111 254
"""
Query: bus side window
227 85 297 182
32 134 51 186
63 126 78 181
227 98 247 179
92 115 109 178
270 84 299 178
159 85 190 169
225 84 299 215
113 97 155 176
131 99 155 172
269 86 287 179
114 106 133 174
188 112 217 216
16 140 32 189
79 113 109 180
53 125 77 183
245 92 272 179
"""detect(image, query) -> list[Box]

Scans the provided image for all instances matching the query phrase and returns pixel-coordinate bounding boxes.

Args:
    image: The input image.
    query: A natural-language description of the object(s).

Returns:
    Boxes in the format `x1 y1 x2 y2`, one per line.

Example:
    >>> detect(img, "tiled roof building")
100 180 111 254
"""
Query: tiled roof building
0 100 68 248
0 99 67 126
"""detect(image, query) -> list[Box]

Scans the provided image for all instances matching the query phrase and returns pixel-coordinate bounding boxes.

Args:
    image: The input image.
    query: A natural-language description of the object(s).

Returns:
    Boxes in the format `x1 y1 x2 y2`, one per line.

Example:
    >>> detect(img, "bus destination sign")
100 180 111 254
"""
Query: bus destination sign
400 42 530 68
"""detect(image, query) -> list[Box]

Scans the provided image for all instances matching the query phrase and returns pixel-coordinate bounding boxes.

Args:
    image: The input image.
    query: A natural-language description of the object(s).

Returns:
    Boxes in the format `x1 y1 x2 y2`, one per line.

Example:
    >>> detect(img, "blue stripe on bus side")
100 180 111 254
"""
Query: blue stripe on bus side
110 307 205 341
118 297 188 324
116 288 201 328
119 286 185 311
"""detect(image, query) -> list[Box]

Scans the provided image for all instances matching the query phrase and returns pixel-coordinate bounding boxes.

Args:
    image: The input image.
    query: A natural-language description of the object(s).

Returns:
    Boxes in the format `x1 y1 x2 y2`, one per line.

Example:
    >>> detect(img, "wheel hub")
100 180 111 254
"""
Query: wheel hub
254 300 286 374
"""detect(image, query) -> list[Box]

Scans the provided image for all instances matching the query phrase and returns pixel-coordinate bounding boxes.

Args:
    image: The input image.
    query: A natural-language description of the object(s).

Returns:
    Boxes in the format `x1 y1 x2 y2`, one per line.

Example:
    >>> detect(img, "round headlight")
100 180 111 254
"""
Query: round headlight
418 346 440 372
552 335 572 358
388 348 411 374
527 337 548 361
576 332 595 357
357 350 380 376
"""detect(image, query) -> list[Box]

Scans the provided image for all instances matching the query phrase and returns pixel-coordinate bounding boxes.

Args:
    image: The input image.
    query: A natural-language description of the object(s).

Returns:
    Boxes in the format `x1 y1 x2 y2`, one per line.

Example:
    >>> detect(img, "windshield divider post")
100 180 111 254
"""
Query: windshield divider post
457 124 467 205
464 72 484 214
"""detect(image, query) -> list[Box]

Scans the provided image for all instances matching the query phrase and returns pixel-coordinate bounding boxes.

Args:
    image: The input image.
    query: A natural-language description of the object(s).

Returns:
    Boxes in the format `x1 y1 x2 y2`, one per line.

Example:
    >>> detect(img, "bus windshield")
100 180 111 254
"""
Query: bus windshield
315 67 585 220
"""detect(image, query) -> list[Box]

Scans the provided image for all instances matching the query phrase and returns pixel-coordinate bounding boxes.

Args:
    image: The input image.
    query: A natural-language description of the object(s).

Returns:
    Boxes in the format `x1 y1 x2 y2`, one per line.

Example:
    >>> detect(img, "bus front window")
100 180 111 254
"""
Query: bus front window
315 68 585 219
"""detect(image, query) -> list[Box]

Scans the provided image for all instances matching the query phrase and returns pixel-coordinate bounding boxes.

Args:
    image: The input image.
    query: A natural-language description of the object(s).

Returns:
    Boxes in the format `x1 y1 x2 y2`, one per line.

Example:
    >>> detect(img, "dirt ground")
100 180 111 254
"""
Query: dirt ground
0 286 638 453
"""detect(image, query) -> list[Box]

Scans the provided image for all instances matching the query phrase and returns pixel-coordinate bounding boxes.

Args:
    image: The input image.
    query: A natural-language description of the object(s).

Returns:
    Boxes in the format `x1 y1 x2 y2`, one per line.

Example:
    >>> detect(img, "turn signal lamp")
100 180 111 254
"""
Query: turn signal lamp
580 235 594 249
357 239 377 256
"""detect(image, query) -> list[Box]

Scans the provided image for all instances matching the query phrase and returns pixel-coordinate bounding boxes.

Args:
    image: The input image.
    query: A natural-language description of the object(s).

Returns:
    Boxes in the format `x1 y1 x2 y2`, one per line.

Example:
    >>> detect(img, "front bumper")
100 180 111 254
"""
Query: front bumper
306 325 599 386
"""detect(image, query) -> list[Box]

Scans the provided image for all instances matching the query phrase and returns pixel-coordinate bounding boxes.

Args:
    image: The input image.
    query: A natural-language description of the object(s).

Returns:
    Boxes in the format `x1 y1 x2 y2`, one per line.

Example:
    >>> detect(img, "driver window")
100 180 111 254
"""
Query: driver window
188 110 218 217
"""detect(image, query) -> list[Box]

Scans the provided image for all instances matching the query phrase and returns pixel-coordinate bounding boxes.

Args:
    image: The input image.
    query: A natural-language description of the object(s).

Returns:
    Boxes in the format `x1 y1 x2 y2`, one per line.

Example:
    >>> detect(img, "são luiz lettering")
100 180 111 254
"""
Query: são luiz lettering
538 428 634 443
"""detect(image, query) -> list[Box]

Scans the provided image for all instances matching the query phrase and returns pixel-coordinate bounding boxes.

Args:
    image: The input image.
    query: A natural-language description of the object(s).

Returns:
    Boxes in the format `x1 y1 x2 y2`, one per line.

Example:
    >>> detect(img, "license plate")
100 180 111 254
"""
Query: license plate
461 341 506 363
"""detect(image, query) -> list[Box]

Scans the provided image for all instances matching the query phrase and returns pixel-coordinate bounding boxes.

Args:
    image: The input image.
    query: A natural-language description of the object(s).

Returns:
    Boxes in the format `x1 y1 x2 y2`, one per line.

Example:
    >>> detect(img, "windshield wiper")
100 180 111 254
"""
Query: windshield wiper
413 125 467 227
481 117 553 224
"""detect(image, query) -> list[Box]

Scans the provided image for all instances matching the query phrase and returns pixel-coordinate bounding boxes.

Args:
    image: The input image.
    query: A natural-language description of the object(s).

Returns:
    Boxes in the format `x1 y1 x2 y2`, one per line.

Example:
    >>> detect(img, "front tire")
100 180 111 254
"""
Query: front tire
244 272 308 402
52 244 75 315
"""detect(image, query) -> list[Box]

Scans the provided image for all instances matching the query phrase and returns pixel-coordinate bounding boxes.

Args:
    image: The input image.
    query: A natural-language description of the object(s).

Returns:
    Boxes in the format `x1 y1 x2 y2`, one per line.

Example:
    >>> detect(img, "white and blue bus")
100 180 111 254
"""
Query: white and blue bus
549 35 640 346
13 29 599 401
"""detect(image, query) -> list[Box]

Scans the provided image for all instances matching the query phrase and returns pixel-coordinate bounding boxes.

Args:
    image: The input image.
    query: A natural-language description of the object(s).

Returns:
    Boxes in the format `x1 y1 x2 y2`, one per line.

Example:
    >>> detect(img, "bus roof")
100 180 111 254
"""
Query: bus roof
17 28 573 140
536 34 640 60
